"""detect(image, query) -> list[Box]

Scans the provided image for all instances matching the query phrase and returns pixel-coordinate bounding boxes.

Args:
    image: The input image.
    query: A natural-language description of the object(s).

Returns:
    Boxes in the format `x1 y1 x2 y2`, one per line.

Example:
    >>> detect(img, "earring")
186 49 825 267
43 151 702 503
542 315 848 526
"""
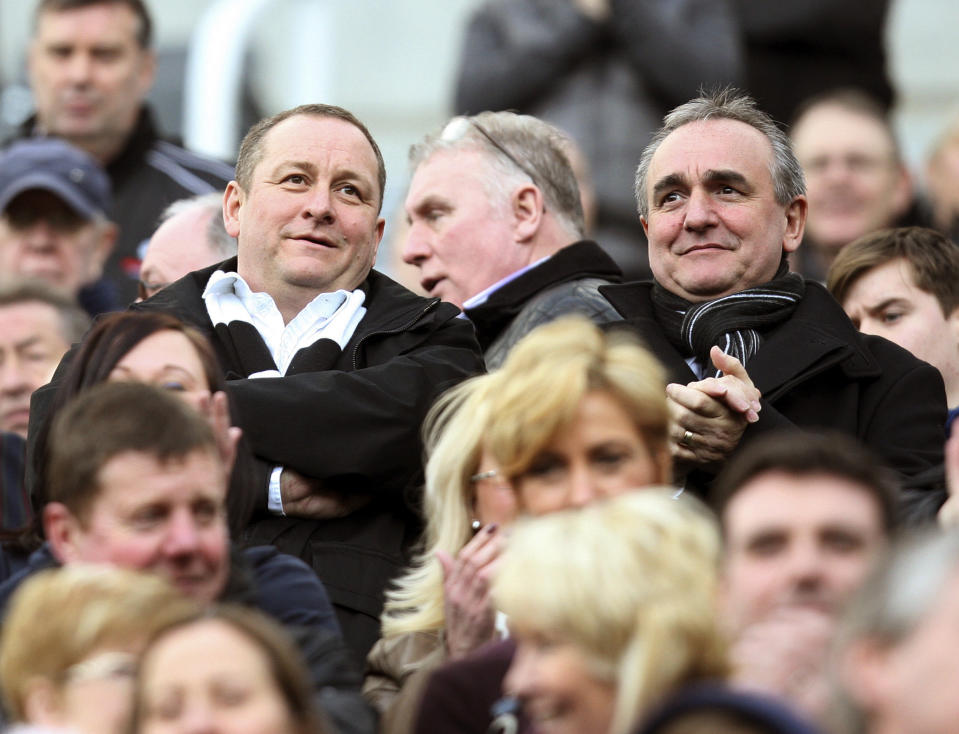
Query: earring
471 518 482 531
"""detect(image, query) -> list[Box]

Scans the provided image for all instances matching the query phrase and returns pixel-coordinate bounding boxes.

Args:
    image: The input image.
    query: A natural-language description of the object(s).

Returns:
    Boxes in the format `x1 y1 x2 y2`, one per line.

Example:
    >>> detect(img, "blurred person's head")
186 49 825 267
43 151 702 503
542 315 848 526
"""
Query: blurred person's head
28 0 156 163
712 431 896 636
634 88 807 302
380 317 670 638
827 226 959 408
790 90 911 260
42 381 230 603
0 565 198 734
133 605 328 734
833 529 959 734
0 280 88 437
0 138 116 297
403 111 586 307
497 491 727 734
635 685 823 734
226 104 385 321
925 114 959 237
138 193 236 301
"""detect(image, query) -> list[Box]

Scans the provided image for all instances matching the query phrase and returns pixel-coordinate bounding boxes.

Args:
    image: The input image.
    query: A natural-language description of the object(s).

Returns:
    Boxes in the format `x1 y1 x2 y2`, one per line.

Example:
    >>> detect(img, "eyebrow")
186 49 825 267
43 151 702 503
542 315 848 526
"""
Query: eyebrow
864 297 908 315
651 172 688 201
702 169 750 188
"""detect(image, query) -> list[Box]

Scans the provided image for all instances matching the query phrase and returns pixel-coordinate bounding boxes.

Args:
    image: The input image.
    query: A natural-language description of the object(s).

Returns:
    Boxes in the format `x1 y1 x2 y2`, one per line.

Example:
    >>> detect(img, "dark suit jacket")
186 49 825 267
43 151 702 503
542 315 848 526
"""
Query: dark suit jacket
30 259 485 663
600 280 946 496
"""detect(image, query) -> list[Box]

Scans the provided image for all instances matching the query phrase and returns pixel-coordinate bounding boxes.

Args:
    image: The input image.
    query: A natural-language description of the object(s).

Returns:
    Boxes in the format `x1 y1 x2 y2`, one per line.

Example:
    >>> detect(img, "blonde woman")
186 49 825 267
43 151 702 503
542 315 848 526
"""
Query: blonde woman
497 490 728 734
364 317 671 732
0 565 198 734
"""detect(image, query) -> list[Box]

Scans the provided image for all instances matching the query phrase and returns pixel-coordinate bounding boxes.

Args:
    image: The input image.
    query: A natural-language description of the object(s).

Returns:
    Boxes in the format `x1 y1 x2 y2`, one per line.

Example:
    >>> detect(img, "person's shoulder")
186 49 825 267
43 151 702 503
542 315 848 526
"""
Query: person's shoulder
363 270 462 324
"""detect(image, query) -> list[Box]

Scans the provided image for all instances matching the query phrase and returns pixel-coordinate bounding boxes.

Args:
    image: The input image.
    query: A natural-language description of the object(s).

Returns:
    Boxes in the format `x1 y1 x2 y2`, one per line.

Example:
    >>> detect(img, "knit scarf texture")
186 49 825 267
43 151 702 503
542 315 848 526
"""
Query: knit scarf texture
651 262 806 376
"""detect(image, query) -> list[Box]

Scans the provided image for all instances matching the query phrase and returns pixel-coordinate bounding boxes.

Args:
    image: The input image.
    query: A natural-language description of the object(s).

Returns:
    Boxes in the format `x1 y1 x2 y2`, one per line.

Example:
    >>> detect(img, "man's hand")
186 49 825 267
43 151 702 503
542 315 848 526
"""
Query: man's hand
729 607 834 721
280 468 372 519
668 347 761 471
437 523 503 660
196 390 242 483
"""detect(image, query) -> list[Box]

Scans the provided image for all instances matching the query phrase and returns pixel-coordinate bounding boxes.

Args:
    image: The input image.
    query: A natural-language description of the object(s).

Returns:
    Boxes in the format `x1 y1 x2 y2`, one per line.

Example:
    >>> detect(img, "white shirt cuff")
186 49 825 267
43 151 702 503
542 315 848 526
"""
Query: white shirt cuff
268 466 285 515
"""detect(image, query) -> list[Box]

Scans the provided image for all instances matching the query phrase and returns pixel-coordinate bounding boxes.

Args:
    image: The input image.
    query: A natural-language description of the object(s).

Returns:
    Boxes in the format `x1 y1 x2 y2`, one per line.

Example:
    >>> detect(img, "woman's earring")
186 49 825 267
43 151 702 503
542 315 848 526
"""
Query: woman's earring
471 518 482 532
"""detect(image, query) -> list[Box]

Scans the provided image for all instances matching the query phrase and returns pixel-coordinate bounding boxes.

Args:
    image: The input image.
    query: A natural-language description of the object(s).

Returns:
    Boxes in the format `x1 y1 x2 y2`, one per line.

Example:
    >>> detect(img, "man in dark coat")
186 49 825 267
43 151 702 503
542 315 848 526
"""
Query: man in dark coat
15 0 234 303
600 88 945 497
31 103 484 663
403 110 622 368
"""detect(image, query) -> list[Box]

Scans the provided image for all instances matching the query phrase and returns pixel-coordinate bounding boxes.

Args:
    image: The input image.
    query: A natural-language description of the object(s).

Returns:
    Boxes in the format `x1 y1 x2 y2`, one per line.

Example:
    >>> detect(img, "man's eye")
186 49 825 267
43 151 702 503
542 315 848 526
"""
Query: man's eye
159 381 187 392
879 310 903 325
283 174 307 185
131 507 166 529
338 183 362 198
747 536 785 557
660 192 681 205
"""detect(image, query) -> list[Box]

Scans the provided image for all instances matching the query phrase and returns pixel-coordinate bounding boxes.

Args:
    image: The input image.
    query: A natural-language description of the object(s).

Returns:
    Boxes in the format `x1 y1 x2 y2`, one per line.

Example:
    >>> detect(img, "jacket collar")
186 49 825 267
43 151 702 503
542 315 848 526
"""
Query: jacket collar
465 240 621 346
600 279 881 397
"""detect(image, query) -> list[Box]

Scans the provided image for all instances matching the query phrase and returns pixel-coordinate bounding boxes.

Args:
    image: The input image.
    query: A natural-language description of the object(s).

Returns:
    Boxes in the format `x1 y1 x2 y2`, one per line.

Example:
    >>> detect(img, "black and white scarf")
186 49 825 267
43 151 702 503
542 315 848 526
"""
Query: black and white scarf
651 262 806 377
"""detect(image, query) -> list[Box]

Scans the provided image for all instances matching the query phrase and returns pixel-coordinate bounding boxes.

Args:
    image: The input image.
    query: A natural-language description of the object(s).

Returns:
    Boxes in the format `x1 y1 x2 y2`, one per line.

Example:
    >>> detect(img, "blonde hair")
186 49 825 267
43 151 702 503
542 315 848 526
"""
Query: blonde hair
0 566 199 721
380 317 670 637
494 491 728 734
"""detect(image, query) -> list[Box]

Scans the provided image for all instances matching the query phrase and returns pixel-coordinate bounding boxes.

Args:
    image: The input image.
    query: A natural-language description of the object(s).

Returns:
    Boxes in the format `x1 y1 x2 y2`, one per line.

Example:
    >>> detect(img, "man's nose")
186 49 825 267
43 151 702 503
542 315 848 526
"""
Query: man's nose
400 221 432 266
683 188 718 232
303 187 335 224
65 51 94 85
786 541 827 588
163 511 202 556
20 221 59 253
0 357 30 396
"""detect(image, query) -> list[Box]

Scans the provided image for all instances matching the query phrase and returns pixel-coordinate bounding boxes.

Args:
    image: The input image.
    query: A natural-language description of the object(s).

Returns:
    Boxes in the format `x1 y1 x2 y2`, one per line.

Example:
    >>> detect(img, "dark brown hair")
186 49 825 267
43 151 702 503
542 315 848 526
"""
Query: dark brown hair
234 103 386 211
711 430 899 536
47 382 218 521
827 226 959 318
35 0 152 48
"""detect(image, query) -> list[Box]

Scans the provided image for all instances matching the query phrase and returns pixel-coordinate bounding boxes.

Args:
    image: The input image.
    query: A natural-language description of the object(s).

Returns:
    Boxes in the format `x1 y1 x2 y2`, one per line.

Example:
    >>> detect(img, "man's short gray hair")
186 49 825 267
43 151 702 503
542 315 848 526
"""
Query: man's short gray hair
159 193 237 260
410 111 585 238
634 88 806 219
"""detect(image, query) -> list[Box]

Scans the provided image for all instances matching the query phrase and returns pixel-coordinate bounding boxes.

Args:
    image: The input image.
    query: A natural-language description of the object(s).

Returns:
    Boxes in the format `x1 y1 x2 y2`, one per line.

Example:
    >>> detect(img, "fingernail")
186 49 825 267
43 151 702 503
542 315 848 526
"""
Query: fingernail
747 410 759 423
752 400 762 411
486 523 498 534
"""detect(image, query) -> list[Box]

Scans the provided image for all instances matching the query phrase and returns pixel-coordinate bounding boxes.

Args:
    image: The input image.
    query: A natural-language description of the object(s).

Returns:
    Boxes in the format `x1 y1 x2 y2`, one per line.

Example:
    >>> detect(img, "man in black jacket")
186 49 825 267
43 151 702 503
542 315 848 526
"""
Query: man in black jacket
600 88 945 499
16 0 233 303
403 110 622 367
6 382 374 734
37 103 484 663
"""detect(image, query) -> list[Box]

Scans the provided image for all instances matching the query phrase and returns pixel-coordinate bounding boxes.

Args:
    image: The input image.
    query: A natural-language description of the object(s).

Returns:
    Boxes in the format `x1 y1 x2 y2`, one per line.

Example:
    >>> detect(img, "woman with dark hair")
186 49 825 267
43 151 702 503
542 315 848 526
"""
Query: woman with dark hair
30 311 254 537
133 605 330 734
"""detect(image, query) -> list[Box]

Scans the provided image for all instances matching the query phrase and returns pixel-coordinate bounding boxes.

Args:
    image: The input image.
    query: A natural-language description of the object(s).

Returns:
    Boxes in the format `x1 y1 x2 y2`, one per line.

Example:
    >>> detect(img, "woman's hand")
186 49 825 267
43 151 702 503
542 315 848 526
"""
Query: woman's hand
437 523 504 660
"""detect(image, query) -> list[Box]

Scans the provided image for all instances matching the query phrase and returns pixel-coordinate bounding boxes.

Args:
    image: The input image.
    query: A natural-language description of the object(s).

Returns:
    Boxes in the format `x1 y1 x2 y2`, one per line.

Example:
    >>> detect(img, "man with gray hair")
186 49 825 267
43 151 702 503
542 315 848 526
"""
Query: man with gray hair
833 528 959 734
137 192 237 300
600 88 945 496
402 110 622 367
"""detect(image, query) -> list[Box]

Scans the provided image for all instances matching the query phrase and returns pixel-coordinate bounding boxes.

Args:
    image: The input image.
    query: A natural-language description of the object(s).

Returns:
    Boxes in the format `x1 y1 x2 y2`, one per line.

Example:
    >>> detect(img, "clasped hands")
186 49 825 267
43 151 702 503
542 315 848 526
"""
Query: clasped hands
668 346 761 472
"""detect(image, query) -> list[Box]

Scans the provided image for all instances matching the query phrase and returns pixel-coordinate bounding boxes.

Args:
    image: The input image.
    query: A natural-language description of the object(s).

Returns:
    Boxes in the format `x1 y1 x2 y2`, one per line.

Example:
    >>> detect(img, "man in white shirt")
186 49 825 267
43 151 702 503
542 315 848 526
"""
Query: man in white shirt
34 103 484 663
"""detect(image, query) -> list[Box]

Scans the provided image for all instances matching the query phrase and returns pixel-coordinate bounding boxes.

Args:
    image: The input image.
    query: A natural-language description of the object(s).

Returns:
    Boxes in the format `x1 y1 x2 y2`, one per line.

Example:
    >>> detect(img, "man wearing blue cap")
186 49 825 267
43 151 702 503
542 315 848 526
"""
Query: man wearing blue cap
0 138 118 316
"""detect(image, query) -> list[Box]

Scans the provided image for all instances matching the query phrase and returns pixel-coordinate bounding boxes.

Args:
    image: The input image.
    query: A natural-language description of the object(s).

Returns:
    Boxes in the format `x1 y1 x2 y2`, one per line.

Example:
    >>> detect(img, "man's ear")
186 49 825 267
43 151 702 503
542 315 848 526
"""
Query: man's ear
136 48 157 101
43 502 84 564
223 182 243 238
511 184 545 243
782 195 808 254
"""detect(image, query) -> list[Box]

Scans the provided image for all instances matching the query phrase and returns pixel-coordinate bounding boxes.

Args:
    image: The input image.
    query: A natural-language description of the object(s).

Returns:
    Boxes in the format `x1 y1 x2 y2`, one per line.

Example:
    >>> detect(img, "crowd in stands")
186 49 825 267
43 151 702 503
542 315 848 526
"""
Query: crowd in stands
3 2 959 734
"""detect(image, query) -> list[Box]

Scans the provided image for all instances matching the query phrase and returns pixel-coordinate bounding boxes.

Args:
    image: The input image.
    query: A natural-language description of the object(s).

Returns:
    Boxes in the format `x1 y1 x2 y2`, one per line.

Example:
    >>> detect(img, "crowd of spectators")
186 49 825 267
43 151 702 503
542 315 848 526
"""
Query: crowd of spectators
2 2 959 734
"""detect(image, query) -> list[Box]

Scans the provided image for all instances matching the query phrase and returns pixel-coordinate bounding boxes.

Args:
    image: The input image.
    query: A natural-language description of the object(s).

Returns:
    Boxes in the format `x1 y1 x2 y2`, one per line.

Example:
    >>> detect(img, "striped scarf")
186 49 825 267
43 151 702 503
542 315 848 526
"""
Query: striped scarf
652 262 806 377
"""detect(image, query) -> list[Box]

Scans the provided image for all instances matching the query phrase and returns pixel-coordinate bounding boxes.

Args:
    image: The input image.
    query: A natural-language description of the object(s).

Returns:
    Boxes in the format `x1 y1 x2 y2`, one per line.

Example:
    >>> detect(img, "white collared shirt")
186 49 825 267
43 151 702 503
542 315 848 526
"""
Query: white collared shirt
202 269 367 513
203 269 367 374
459 255 551 314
